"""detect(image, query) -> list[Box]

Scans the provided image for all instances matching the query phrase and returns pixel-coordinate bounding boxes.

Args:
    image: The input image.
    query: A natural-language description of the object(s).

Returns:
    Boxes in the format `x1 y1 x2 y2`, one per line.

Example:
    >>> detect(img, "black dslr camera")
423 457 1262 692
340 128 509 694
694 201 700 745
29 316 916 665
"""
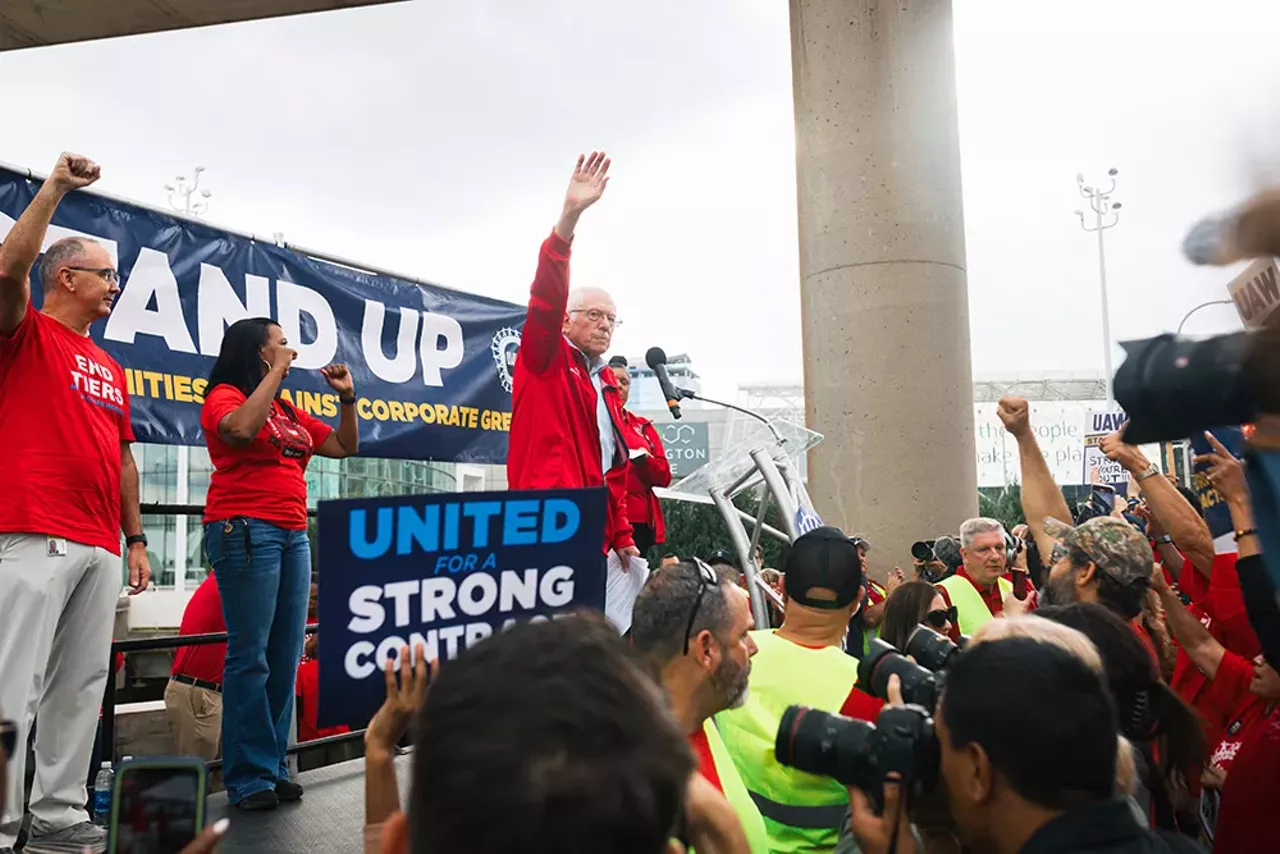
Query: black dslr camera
1114 329 1280 444
775 703 938 812
858 629 963 712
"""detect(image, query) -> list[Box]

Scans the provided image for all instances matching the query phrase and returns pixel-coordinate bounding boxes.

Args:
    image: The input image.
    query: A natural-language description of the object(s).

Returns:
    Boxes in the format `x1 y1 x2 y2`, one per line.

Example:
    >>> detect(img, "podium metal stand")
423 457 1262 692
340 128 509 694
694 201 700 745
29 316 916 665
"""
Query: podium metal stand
662 416 824 628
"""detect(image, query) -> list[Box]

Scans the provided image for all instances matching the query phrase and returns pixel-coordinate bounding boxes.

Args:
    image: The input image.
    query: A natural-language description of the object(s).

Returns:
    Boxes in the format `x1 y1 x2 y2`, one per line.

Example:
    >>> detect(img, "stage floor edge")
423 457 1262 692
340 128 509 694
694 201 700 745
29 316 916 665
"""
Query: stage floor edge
208 755 410 853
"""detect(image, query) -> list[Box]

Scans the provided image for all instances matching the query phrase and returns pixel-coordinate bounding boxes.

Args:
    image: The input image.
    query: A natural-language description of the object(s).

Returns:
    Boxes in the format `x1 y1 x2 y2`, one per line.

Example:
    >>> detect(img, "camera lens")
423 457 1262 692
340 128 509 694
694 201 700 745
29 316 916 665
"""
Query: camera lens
910 541 935 562
859 638 943 711
1114 331 1280 444
776 705 876 789
904 626 961 672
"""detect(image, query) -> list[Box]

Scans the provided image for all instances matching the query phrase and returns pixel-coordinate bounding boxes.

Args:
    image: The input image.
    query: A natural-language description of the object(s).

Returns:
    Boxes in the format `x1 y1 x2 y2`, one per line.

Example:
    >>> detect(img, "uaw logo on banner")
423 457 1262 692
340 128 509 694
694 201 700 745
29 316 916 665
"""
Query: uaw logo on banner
0 166 527 463
316 487 607 727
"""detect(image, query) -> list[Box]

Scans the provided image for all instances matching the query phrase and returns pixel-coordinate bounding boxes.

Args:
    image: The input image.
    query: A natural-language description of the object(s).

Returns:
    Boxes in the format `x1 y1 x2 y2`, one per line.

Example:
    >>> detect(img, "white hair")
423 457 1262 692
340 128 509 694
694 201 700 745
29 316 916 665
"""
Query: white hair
566 287 614 313
959 517 1006 548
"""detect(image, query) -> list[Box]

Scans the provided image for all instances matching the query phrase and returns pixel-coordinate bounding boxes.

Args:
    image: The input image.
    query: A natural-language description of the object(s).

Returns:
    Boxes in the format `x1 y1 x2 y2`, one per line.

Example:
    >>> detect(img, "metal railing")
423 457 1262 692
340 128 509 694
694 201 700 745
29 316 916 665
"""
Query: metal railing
101 502 362 772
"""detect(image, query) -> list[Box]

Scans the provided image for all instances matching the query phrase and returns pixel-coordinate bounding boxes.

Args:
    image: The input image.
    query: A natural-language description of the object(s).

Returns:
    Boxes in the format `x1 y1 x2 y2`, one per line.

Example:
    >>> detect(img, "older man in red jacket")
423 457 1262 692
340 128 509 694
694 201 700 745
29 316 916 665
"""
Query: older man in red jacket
508 152 639 561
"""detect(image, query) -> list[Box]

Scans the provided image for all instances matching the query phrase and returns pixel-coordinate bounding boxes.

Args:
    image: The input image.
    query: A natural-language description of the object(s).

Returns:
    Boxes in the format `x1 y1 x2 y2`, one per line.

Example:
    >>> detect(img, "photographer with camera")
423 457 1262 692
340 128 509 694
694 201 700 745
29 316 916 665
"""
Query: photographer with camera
716 526 884 854
844 636 1202 854
630 560 770 853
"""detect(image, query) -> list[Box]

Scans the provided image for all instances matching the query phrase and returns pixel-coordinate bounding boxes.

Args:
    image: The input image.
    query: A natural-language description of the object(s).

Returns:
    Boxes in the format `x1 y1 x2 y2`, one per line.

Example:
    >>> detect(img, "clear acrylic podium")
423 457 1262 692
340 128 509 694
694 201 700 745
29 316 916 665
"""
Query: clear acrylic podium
662 417 824 628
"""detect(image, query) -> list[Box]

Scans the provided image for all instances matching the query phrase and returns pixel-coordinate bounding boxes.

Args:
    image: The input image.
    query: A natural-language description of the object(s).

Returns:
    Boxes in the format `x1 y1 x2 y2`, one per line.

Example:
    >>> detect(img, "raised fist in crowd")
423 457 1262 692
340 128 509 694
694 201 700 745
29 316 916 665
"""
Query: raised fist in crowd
996 396 1031 438
48 152 100 193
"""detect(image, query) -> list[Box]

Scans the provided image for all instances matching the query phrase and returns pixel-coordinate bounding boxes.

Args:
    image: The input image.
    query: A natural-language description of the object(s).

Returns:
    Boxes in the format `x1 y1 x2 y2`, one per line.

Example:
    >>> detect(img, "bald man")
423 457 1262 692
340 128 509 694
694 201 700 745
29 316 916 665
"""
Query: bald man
507 152 639 561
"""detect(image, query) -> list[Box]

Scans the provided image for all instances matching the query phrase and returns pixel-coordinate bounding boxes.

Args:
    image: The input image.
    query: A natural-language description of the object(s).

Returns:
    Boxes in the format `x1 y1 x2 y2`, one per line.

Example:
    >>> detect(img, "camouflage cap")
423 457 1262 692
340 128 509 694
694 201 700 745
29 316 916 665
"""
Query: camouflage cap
1043 515 1154 586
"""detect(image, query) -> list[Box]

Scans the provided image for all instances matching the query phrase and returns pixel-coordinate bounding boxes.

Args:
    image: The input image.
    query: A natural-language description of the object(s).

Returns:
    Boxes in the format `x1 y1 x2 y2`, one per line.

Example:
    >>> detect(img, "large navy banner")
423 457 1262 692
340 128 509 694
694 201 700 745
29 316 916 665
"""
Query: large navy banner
0 166 525 463
315 487 607 726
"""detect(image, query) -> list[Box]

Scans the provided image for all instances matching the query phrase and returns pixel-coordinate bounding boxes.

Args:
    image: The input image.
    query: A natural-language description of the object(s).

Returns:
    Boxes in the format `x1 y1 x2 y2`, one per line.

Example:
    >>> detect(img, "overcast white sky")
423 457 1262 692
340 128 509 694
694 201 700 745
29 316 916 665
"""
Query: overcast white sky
1 0 1276 399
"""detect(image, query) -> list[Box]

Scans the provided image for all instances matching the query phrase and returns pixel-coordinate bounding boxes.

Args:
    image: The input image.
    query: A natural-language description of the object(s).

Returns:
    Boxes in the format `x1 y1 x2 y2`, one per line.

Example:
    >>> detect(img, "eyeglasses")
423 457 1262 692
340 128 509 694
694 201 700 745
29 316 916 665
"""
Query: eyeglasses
1051 542 1071 565
67 266 120 284
684 558 720 655
925 606 958 629
1 719 15 760
569 308 621 327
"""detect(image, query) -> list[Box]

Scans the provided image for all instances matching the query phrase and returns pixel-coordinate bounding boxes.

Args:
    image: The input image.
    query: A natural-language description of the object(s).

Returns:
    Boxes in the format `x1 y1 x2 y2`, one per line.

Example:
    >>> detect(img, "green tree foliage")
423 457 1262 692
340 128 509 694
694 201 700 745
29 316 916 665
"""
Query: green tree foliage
656 491 788 568
977 485 1026 530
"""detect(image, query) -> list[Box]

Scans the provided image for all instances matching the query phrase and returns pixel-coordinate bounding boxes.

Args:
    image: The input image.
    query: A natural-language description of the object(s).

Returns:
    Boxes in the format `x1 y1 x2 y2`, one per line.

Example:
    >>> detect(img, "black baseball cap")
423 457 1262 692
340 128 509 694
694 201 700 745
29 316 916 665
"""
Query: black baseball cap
783 526 864 609
705 549 737 568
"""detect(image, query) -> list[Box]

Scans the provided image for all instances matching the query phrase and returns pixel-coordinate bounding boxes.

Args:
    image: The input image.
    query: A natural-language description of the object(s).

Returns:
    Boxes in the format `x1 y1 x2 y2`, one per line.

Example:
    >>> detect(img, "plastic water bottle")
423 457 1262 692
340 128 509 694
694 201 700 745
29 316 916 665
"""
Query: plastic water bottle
92 761 114 825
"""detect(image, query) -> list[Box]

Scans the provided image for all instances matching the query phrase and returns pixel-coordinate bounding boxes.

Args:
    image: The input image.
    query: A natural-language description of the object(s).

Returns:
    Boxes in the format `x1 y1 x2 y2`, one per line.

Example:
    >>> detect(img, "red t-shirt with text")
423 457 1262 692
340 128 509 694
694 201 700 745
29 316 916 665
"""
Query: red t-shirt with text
0 307 133 554
201 386 331 530
1213 707 1280 853
1206 651 1268 775
171 574 227 685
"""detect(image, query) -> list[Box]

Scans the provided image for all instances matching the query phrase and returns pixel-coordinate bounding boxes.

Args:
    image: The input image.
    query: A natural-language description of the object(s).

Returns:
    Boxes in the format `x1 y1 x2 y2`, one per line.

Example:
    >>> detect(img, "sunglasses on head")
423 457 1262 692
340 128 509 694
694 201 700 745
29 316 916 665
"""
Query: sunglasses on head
683 558 720 655
925 606 958 629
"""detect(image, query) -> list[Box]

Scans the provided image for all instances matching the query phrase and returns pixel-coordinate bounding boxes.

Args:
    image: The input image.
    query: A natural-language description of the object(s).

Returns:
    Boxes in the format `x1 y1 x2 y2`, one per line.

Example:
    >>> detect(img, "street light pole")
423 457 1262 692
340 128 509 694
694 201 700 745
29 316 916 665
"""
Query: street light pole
1176 298 1235 335
165 166 212 218
161 167 212 594
1076 169 1122 406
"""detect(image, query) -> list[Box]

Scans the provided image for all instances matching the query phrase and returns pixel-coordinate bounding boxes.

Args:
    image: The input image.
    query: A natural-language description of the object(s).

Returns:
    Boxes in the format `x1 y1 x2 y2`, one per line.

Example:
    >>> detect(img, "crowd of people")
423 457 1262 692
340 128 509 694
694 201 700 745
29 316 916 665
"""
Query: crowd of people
1 147 1279 854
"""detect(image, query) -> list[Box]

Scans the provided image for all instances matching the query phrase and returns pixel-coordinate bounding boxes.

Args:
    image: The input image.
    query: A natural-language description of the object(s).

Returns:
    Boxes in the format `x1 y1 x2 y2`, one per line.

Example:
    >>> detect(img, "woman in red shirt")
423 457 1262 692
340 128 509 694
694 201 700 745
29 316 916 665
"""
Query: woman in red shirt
200 317 358 811
608 357 672 557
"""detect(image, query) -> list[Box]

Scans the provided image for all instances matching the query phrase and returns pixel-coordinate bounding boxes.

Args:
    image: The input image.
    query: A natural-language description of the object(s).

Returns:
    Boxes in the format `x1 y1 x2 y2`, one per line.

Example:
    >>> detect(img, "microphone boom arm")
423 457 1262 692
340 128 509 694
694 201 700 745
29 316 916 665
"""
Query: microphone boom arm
675 388 785 445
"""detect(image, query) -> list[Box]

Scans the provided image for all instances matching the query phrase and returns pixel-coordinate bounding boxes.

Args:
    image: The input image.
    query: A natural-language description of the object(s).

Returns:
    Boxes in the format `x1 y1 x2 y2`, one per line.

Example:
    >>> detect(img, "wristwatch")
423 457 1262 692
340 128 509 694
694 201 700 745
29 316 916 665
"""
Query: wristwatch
1155 535 1173 546
125 534 148 549
1135 463 1160 482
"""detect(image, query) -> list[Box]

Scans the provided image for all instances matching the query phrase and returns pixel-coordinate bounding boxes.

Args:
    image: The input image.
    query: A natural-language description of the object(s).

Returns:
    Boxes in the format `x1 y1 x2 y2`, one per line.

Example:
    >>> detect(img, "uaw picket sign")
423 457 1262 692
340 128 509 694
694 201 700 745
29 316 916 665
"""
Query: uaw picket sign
316 487 607 727
1227 258 1280 330
1083 410 1130 488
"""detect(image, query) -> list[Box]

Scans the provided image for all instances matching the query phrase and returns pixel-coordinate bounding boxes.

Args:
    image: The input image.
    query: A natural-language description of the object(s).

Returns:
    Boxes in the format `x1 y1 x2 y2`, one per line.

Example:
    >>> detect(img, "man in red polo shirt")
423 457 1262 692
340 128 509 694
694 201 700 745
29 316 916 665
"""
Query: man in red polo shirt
0 153 151 854
507 152 637 562
164 573 226 761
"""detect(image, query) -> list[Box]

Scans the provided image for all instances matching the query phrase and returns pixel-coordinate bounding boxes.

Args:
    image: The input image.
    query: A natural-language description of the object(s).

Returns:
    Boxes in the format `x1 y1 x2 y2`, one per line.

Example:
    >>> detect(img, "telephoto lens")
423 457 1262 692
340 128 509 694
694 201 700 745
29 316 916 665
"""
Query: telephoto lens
775 705 940 813
775 705 877 791
858 638 944 711
910 540 936 562
1114 330 1280 445
903 625 961 673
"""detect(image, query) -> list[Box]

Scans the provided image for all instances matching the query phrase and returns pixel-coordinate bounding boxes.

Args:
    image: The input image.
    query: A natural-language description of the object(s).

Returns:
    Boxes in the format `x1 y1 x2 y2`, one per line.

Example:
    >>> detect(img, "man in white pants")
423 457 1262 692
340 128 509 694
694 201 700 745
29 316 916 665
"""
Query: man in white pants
0 153 151 854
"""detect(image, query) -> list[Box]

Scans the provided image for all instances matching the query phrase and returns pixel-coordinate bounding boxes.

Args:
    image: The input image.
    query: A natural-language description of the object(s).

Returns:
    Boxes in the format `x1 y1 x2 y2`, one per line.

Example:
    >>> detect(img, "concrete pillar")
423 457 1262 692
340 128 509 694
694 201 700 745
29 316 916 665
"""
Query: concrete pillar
791 0 977 569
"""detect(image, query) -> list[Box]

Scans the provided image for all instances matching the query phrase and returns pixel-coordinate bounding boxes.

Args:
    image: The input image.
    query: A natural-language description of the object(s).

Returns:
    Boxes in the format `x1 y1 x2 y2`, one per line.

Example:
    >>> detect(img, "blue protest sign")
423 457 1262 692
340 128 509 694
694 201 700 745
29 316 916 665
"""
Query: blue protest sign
1190 427 1247 538
316 487 607 727
0 165 525 463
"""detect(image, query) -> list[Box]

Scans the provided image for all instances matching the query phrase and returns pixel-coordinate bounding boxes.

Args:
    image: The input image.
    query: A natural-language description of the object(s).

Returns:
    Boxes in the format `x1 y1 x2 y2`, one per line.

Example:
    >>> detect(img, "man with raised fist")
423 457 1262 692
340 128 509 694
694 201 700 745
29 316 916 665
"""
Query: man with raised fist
507 152 638 562
0 153 150 854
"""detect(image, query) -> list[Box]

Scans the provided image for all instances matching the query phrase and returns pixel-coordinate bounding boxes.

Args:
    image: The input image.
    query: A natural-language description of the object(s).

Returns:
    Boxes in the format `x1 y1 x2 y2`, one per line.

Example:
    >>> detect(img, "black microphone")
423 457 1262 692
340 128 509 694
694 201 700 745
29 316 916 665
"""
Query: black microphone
645 346 684 420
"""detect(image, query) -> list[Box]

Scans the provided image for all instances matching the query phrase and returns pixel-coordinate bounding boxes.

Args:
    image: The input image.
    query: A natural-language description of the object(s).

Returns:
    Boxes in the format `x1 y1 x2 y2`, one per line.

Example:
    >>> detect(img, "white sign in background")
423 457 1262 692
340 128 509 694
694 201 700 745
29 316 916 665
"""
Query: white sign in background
974 401 1088 488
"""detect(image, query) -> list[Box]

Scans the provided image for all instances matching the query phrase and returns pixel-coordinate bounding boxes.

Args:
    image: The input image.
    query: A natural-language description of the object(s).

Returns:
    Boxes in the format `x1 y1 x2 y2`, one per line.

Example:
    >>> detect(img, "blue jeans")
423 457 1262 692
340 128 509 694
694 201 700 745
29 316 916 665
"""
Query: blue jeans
204 518 310 803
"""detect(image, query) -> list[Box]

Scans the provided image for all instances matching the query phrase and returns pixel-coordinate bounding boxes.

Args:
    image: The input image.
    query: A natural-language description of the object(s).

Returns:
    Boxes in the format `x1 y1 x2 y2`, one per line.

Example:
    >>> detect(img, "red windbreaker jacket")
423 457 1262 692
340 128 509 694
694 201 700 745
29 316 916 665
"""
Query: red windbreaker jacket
508 230 634 552
618 408 672 544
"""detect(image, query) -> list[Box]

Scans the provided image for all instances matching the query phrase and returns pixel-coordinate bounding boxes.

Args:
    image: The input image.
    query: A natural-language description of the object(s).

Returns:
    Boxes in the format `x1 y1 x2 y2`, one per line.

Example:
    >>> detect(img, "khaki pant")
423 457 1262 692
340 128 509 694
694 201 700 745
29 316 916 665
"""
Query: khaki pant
164 680 222 761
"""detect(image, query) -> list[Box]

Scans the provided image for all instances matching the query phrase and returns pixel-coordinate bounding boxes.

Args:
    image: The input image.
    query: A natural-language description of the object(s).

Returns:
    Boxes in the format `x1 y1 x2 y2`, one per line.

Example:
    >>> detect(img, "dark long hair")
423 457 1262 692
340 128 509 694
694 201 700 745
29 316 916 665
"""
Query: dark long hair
880 581 943 651
207 317 279 399
1037 602 1206 818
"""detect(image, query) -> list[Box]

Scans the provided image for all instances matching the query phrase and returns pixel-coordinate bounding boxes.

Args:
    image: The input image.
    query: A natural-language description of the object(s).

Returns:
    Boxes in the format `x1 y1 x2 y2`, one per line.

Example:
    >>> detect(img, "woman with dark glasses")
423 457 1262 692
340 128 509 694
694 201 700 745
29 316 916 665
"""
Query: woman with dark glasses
879 581 956 652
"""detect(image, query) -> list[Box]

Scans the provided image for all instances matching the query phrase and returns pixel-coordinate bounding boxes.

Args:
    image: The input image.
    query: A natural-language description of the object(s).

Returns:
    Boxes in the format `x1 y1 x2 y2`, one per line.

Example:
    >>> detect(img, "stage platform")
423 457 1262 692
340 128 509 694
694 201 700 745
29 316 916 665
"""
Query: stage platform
209 755 410 853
